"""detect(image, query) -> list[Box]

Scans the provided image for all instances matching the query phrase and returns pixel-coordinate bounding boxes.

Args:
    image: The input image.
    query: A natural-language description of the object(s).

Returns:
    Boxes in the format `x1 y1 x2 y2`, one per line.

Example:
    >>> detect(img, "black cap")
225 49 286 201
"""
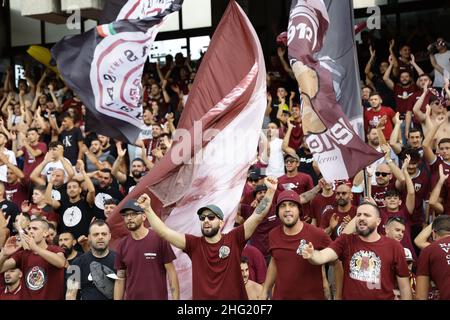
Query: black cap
253 184 268 197
119 200 144 215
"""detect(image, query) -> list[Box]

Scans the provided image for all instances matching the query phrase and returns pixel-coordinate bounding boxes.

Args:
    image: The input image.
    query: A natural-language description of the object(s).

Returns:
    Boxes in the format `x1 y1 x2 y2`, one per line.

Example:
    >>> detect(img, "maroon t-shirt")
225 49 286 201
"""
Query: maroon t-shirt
320 206 357 240
416 236 450 300
393 83 417 114
310 192 336 226
0 284 24 300
401 169 430 226
269 223 331 299
21 142 47 178
371 180 397 209
430 156 450 188
442 179 450 216
240 183 255 206
280 121 304 150
249 207 280 258
115 229 176 300
184 225 247 300
242 244 267 284
29 204 59 225
410 89 435 125
328 234 409 300
5 181 29 209
11 245 65 300
379 206 416 261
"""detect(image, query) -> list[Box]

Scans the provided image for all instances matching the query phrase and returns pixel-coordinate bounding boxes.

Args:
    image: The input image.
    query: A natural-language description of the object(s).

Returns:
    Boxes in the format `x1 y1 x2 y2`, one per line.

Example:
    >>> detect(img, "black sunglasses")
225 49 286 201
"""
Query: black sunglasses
375 172 390 177
199 214 217 221
387 216 405 224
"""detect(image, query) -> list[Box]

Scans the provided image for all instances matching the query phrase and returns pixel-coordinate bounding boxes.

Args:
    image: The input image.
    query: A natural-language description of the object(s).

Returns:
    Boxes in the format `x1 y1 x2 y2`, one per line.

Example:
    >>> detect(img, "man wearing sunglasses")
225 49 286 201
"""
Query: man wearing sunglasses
135 177 278 300
113 200 179 300
370 144 406 208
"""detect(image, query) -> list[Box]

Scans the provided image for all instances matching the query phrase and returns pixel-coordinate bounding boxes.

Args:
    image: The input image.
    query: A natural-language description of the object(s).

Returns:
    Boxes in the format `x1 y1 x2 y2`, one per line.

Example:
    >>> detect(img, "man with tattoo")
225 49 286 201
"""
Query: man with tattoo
136 176 278 299
113 200 179 300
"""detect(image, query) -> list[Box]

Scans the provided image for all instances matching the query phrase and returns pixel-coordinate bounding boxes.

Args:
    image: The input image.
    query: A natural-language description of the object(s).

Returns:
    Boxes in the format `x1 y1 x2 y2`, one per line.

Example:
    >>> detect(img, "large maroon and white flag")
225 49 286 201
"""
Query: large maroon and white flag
107 1 266 299
287 0 382 181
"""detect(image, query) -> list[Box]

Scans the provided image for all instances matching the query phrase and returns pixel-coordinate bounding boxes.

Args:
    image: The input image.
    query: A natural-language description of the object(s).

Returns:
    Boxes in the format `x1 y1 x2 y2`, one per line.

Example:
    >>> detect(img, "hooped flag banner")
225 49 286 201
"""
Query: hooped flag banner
287 0 382 181
107 1 267 299
52 0 183 144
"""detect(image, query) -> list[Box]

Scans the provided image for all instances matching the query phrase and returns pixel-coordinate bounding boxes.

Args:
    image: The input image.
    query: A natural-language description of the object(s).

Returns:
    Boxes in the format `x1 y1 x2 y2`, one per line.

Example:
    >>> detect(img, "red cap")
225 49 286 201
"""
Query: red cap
276 190 301 214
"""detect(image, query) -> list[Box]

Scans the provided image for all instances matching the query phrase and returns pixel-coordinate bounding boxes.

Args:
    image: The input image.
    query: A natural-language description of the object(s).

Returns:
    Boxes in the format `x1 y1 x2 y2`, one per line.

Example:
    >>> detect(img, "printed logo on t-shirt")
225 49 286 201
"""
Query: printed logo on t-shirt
349 250 382 284
414 183 422 192
129 185 136 193
322 205 334 216
63 206 83 227
5 189 15 201
144 253 157 260
51 189 61 201
296 239 308 256
282 183 298 191
95 193 112 210
25 266 46 291
219 246 230 259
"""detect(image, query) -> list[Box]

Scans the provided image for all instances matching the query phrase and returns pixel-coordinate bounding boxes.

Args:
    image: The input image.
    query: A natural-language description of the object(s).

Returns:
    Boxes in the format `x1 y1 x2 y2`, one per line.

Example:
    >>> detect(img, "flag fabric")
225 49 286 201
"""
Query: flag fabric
287 0 382 182
107 0 267 299
51 0 183 144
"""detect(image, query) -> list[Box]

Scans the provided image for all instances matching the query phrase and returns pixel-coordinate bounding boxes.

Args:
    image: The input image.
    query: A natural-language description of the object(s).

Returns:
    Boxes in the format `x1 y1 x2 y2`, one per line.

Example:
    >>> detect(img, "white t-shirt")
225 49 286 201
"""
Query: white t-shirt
41 158 71 183
0 149 17 182
265 138 285 178
434 50 450 87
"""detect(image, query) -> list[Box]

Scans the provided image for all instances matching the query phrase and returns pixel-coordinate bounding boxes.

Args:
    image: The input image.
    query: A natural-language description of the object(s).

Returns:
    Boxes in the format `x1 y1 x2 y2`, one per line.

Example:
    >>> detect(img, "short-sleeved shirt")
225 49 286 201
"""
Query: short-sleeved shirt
0 149 17 182
0 284 24 300
393 83 417 114
401 169 430 226
93 184 124 220
269 223 332 299
58 198 94 239
364 106 396 139
5 181 29 209
72 251 117 300
416 236 450 300
371 180 397 209
184 225 247 300
242 244 267 284
115 229 176 300
21 142 47 178
310 193 336 226
11 245 65 300
328 234 409 300
41 158 72 183
59 127 83 165
278 173 314 219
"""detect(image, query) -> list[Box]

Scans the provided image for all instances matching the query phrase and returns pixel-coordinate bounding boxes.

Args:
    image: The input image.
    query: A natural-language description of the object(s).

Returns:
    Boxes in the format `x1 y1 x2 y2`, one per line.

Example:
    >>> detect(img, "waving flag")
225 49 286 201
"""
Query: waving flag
107 1 267 299
287 0 382 181
52 0 183 143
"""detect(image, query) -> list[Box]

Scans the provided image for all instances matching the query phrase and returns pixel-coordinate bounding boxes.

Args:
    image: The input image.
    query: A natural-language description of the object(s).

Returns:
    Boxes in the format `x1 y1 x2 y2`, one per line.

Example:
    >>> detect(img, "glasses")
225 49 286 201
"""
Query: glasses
199 214 217 221
121 212 140 219
375 172 390 177
285 159 298 164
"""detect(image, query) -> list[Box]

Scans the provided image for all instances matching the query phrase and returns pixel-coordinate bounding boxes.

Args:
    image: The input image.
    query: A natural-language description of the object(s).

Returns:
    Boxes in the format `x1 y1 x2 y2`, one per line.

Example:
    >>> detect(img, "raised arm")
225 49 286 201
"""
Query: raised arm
422 116 445 165
299 179 323 204
244 177 278 240
21 233 66 268
409 54 425 76
414 223 432 250
389 113 403 155
277 47 295 79
77 160 96 206
381 144 405 184
111 143 127 184
429 164 448 215
383 56 396 91
364 46 376 80
138 193 186 250
412 90 428 124
402 155 415 214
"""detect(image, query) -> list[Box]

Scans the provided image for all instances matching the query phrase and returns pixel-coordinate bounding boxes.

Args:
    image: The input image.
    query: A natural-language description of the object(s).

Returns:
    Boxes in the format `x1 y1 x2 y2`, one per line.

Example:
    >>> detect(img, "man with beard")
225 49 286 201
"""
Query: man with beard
138 177 278 300
111 144 147 194
83 136 116 173
310 180 335 227
279 105 304 151
408 74 436 128
58 232 81 265
4 167 28 209
0 268 23 300
261 190 341 300
423 117 450 186
320 183 357 240
67 220 117 300
302 202 412 300
364 92 396 139
12 127 47 180
240 256 262 300
114 200 179 300
48 161 96 239
92 169 123 220
390 115 425 159
0 218 66 299
384 54 421 117
97 134 117 159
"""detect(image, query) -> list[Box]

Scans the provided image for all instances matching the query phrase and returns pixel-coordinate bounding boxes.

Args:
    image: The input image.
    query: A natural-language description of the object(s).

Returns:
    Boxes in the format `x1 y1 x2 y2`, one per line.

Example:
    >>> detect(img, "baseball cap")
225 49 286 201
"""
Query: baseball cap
119 199 144 215
284 153 300 162
276 190 301 212
197 204 224 220
253 184 268 197
248 168 262 181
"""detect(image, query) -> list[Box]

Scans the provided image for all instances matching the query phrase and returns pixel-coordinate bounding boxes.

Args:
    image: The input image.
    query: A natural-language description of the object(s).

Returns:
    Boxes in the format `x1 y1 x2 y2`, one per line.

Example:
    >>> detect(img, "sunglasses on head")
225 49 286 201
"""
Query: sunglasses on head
375 172 390 177
199 214 217 221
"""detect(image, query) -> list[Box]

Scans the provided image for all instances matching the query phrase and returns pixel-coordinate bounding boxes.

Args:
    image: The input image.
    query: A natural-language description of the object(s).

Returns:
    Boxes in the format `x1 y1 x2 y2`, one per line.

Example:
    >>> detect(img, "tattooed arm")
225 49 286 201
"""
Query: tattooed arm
244 177 278 240
299 179 324 204
165 262 180 300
